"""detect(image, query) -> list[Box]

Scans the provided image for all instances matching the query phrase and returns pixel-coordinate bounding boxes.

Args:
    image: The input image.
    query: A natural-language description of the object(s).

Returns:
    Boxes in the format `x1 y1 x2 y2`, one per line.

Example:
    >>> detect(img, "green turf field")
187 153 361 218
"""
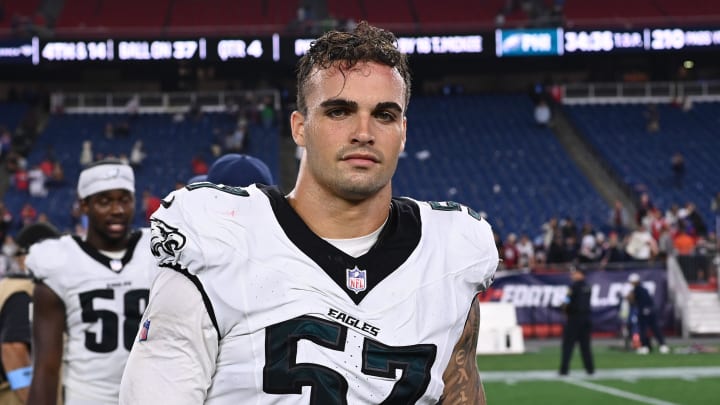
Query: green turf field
477 341 720 404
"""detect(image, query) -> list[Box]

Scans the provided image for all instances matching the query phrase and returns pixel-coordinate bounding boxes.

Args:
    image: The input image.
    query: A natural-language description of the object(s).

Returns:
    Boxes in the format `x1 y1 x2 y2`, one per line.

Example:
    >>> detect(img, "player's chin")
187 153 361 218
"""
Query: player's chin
338 177 387 199
104 223 129 238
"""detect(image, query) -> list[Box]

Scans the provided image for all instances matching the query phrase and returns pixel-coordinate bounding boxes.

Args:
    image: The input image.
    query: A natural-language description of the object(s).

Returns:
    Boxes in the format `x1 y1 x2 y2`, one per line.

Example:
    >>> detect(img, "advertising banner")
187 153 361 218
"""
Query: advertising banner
478 268 673 336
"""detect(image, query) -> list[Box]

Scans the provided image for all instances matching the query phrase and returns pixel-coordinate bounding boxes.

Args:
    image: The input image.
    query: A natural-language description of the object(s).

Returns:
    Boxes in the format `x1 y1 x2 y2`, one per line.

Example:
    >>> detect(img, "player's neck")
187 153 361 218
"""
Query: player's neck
286 184 391 240
85 231 129 252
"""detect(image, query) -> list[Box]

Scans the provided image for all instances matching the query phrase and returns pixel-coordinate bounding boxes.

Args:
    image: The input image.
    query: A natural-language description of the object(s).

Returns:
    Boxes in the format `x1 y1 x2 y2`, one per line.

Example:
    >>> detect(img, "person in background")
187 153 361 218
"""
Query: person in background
206 153 274 186
534 99 552 126
79 140 93 167
0 222 60 404
670 152 685 189
516 233 535 268
501 233 519 269
0 202 14 252
142 190 162 224
625 223 658 262
559 268 594 376
644 104 660 132
120 21 498 404
600 232 628 266
129 140 146 168
190 153 209 176
27 159 156 405
711 191 720 214
608 200 631 237
627 273 669 354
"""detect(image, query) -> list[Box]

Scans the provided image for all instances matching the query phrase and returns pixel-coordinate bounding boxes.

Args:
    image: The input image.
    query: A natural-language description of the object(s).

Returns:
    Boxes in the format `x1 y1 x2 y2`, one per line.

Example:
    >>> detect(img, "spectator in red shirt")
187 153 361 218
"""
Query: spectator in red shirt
501 233 520 269
20 203 37 227
14 169 29 192
142 190 162 224
191 154 209 175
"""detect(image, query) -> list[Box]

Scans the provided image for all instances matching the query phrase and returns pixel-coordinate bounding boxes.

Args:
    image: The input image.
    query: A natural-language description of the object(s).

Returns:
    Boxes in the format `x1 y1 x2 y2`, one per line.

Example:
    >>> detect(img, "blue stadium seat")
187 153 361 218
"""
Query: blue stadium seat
565 102 720 230
3 111 279 232
395 95 609 238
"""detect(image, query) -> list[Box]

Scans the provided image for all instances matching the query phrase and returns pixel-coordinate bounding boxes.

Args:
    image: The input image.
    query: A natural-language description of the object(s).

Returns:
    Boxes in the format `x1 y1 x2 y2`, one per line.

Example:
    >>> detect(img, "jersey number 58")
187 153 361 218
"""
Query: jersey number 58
79 289 150 352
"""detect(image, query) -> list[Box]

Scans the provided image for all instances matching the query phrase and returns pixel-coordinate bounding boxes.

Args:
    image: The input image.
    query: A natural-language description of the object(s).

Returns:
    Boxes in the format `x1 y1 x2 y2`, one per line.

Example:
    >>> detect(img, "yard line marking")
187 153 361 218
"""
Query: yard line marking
563 378 680 405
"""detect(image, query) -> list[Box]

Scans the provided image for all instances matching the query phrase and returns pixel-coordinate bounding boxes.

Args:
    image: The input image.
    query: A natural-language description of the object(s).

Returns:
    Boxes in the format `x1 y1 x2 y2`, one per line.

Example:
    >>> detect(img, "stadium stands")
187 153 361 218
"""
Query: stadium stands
0 102 28 133
6 93 716 272
1 109 279 231
4 0 719 35
4 94 613 241
169 0 263 31
564 102 720 228
395 94 610 238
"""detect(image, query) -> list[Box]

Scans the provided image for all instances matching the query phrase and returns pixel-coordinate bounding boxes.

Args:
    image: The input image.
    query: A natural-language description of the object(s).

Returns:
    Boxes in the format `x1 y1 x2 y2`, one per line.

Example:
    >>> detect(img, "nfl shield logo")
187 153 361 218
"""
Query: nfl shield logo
346 266 367 294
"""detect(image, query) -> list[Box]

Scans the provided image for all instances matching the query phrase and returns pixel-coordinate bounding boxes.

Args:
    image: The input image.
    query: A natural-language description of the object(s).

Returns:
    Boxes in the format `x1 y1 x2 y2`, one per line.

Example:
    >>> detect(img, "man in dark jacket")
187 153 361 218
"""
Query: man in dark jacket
559 268 595 376
628 273 669 354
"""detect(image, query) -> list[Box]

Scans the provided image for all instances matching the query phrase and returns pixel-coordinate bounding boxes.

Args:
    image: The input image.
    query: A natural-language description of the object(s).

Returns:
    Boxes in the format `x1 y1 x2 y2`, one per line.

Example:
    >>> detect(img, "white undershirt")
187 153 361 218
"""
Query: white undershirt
322 221 385 258
99 249 126 259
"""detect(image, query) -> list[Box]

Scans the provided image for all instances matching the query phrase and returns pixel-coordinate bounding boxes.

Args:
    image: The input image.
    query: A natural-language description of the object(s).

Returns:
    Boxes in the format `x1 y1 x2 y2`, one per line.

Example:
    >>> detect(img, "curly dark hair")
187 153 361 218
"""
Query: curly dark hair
295 21 411 115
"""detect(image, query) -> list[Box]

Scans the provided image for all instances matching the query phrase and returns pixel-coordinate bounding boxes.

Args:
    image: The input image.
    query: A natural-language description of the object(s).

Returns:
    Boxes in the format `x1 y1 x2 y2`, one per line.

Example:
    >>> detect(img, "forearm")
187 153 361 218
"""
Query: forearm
441 349 486 404
441 296 486 404
27 365 61 405
2 341 31 371
2 342 32 402
27 283 65 405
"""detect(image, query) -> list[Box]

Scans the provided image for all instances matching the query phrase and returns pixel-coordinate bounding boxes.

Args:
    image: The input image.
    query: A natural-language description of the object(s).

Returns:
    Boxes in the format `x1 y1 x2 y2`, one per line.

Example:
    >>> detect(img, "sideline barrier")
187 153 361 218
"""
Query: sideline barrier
476 302 525 354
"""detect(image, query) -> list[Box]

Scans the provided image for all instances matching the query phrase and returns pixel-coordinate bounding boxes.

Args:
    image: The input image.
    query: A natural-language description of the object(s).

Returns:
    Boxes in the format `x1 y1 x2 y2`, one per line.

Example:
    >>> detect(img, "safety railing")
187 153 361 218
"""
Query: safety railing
49 89 281 114
561 81 720 105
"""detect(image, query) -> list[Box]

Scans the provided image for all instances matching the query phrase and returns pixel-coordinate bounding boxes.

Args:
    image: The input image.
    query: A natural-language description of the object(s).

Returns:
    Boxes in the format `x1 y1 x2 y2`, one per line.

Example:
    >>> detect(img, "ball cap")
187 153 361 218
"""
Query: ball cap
78 159 135 199
628 273 641 283
207 154 274 187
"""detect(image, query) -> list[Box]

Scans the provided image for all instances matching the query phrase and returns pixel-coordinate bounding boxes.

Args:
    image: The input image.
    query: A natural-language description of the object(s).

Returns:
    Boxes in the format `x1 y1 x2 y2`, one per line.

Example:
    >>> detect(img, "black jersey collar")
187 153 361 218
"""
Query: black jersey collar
259 186 422 305
72 230 143 273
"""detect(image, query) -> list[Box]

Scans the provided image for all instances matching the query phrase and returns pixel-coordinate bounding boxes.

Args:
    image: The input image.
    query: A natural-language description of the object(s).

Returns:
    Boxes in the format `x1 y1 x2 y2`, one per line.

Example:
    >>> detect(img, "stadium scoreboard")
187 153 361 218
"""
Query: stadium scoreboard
2 26 720 65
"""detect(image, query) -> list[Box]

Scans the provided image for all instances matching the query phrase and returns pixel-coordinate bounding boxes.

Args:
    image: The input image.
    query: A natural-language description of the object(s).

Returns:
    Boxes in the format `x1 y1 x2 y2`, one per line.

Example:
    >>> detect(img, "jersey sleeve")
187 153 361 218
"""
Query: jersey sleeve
425 201 499 291
25 238 67 297
463 214 499 291
149 187 245 275
120 268 218 405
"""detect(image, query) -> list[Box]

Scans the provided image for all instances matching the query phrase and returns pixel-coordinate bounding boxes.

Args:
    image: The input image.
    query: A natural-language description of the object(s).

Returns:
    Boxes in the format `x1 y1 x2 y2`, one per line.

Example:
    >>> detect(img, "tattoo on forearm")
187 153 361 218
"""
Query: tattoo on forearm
441 296 486 404
454 349 470 384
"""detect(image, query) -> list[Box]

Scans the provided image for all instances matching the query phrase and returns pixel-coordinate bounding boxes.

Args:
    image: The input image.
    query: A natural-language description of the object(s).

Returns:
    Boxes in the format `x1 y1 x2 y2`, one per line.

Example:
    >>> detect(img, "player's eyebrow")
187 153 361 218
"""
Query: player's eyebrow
319 99 403 115
374 102 403 115
320 98 357 111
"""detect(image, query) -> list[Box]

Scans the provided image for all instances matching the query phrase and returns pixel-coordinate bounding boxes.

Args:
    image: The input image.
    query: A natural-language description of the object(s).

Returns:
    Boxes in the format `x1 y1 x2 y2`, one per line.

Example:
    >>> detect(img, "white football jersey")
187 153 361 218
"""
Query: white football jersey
27 230 155 404
144 184 497 404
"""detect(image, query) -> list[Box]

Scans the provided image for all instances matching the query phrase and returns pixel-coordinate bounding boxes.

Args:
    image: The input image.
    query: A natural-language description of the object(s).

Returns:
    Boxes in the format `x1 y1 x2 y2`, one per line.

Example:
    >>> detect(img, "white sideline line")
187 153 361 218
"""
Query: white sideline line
563 379 680 405
482 367 720 405
481 367 720 381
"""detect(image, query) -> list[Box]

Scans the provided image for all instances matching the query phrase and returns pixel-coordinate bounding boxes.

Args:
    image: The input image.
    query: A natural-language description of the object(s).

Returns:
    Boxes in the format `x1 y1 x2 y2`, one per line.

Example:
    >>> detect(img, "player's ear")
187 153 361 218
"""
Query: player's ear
291 110 306 147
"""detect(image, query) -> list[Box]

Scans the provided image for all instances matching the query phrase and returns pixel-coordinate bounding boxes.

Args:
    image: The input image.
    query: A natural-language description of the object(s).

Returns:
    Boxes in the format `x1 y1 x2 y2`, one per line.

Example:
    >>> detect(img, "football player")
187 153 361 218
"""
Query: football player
121 22 498 404
0 222 60 404
27 159 156 405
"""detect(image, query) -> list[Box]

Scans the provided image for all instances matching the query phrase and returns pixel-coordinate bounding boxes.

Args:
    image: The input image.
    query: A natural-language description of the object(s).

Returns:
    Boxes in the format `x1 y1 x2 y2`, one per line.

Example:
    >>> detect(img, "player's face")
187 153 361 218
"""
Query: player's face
292 61 407 201
82 189 135 248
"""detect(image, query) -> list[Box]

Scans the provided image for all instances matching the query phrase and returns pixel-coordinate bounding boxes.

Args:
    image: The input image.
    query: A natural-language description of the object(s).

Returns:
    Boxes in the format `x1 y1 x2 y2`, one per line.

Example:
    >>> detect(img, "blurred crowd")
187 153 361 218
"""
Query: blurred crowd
497 192 718 282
